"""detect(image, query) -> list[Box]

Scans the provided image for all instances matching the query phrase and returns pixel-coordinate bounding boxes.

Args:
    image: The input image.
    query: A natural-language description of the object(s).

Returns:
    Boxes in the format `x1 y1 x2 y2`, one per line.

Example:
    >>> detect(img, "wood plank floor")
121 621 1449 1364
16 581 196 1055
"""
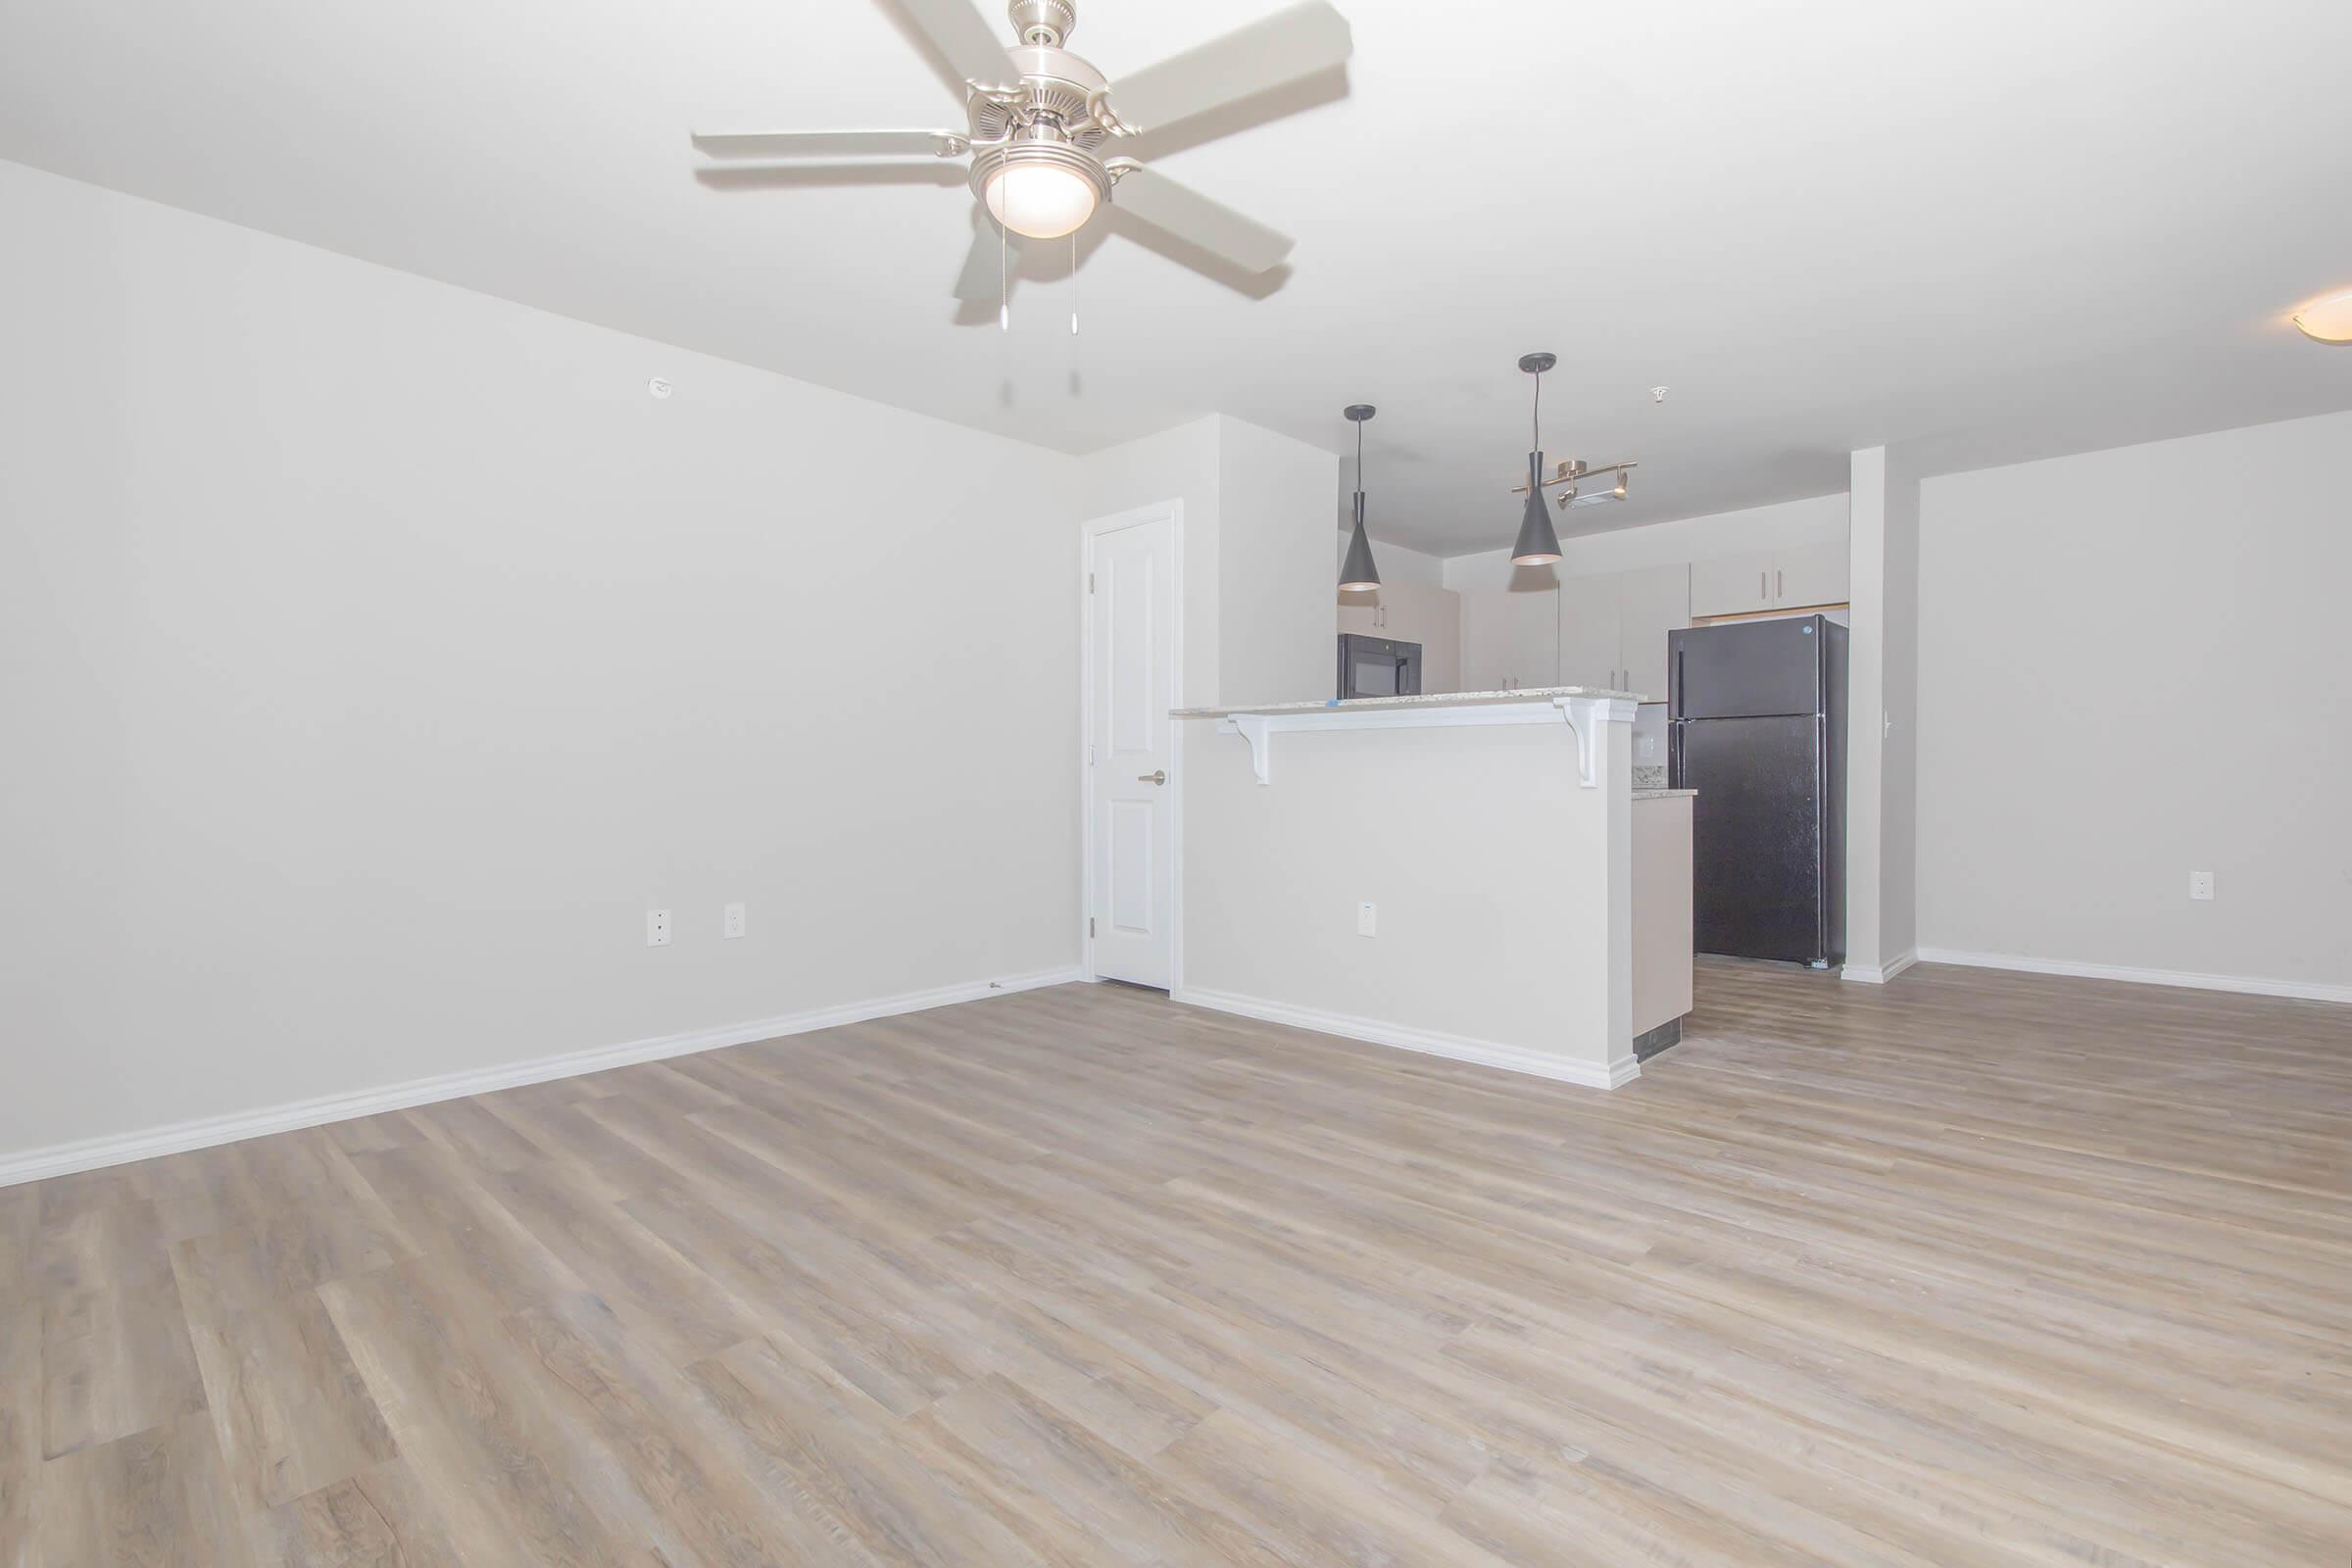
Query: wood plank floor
6 958 2351 1565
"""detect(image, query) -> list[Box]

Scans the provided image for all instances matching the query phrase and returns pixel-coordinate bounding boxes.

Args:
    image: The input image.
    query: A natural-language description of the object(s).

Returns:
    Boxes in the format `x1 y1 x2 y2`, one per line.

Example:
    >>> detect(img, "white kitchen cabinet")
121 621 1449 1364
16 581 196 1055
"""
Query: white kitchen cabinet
1689 551 1777 617
1612 563 1691 701
1389 581 1462 692
1459 585 1558 692
1337 582 1461 692
1770 540 1848 609
1689 543 1849 617
1557 574 1621 691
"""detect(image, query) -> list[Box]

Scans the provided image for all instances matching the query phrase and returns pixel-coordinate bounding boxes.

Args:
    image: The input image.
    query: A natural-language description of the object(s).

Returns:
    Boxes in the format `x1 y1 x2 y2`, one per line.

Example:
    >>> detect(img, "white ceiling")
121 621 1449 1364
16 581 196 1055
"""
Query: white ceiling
5 0 2349 556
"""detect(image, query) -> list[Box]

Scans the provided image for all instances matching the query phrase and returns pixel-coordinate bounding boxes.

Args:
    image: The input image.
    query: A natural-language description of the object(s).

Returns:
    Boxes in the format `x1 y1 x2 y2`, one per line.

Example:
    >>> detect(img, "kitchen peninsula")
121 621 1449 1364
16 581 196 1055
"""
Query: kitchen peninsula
1171 686 1692 1088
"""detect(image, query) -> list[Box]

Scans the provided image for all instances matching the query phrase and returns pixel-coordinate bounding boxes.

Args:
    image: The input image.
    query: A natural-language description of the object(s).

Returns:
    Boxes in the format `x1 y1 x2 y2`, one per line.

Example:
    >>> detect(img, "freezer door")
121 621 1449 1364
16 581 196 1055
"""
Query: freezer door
1677 713 1827 962
1669 616 1826 719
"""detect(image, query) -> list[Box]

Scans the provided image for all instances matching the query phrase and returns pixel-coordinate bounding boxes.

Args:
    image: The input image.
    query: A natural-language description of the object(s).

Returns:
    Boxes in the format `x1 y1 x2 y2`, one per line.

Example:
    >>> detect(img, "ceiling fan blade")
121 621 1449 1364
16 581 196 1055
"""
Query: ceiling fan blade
951 223 1024 302
1102 0 1352 134
691 129 963 160
892 0 1020 91
1109 166 1294 273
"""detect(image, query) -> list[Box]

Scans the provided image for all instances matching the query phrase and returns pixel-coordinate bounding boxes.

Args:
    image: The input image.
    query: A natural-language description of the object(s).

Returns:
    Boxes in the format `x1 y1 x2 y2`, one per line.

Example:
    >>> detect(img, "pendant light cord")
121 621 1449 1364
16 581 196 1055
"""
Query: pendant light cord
1531 367 1541 451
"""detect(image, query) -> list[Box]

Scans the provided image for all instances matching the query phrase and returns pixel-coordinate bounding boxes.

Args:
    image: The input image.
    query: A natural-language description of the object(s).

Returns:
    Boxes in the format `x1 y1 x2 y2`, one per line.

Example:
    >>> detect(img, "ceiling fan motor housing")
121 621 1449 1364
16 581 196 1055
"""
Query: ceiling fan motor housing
1006 0 1077 46
966 36 1115 214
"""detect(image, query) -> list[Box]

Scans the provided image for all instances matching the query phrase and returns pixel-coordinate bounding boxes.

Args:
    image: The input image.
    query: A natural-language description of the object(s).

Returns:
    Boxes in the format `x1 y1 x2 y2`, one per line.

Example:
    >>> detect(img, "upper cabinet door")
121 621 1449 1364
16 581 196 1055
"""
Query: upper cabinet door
1771 540 1849 609
1500 583 1561 688
1458 589 1510 692
1337 593 1381 636
1384 580 1462 693
1558 574 1621 689
1613 564 1691 702
1689 551 1776 617
1460 584 1559 690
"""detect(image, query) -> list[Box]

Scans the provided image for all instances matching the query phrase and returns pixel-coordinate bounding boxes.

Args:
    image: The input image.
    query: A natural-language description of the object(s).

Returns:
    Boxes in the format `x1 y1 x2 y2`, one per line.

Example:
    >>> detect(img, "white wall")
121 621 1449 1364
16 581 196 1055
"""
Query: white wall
0 161 1086 1168
1077 418 1221 709
1217 416 1340 706
1916 409 2352 996
1181 714 1637 1086
1442 493 1848 591
1843 446 1923 979
1077 414 1336 711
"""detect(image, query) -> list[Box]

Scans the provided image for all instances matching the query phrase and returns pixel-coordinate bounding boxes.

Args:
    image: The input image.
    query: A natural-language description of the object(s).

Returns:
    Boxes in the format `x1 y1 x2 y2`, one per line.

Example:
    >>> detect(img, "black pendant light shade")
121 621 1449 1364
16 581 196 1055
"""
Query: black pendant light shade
1339 404 1381 592
1512 451 1562 565
1509 352 1564 566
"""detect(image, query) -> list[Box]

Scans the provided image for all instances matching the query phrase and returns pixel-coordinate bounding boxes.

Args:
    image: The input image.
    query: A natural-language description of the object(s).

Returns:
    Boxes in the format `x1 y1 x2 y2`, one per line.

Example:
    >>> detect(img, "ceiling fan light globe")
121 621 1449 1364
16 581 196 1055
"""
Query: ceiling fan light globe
2292 288 2352 343
985 162 1098 239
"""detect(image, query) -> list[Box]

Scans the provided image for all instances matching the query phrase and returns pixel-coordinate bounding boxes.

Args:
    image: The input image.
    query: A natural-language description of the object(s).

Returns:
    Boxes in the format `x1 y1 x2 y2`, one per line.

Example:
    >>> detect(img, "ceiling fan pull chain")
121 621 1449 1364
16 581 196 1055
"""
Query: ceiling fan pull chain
1000 219 1009 331
1069 234 1080 336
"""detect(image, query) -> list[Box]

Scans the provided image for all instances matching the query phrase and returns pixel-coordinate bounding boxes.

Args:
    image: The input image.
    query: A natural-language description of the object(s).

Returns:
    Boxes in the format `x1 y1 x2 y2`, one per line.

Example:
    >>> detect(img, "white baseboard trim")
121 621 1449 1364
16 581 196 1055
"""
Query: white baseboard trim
1173 986 1639 1091
0 965 1087 1189
1914 949 2352 1006
1840 951 1919 985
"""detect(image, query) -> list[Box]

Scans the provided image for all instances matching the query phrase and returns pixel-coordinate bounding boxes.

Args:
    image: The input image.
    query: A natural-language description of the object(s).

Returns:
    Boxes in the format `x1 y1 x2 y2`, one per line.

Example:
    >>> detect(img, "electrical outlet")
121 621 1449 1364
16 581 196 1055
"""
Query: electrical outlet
1356 900 1377 937
646 908 671 946
723 902 746 939
2188 871 2215 902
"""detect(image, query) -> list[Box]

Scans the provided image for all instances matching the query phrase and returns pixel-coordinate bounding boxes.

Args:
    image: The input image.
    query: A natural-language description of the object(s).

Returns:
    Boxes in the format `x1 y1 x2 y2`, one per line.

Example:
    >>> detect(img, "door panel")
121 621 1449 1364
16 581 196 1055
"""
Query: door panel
1689 551 1774 617
1558 575 1620 689
1669 617 1824 719
1458 590 1507 692
1613 563 1690 704
1677 715 1825 962
1090 514 1175 987
1500 582 1560 688
1773 540 1849 608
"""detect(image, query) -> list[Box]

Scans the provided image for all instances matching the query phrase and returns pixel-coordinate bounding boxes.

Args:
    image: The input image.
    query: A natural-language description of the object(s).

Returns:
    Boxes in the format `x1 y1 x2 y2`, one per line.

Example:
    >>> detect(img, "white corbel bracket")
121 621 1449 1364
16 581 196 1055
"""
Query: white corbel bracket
1220 713 1273 785
1552 696 1597 788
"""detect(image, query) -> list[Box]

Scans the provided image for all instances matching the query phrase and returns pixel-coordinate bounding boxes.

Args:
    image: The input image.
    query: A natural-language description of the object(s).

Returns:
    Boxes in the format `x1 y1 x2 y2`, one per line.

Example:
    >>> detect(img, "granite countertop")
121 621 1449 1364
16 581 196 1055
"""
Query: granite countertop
1173 685 1642 719
1633 788 1697 800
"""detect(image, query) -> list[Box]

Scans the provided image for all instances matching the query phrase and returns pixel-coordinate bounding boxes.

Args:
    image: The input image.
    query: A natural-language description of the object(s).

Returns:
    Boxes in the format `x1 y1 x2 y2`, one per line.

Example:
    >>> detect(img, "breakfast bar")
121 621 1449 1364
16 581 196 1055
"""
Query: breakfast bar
1170 686 1691 1088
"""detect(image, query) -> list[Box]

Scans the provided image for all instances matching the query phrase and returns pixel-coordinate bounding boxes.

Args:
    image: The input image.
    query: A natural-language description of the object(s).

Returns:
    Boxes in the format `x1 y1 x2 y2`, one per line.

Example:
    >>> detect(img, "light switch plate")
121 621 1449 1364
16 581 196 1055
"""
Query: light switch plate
1356 901 1377 937
2188 871 2215 902
646 908 671 946
723 902 746 939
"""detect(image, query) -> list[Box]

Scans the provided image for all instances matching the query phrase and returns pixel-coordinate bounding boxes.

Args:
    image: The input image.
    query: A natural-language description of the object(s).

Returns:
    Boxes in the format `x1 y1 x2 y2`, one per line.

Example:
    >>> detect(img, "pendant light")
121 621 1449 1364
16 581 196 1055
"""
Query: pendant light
1509 352 1563 566
1339 403 1381 592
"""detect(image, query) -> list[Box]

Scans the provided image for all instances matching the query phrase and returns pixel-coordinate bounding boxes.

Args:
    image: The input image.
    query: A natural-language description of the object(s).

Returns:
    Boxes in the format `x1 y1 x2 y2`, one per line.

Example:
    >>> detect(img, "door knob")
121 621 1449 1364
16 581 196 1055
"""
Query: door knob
1138 769 1167 785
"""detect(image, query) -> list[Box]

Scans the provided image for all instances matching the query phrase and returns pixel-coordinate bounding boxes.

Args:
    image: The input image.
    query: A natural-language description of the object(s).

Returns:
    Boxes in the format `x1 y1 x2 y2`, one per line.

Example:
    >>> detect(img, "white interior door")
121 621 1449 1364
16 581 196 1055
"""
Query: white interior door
1087 510 1176 987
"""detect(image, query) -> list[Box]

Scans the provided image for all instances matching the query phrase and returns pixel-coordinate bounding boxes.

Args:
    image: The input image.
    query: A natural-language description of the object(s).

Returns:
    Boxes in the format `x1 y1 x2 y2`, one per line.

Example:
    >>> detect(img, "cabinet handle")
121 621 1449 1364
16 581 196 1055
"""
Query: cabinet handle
1777 568 1784 599
1759 570 1767 600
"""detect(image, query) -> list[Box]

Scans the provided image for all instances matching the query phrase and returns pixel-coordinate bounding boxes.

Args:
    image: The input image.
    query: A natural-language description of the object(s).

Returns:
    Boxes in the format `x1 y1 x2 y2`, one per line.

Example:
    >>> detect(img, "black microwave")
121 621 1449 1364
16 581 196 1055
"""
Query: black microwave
1337 634 1422 700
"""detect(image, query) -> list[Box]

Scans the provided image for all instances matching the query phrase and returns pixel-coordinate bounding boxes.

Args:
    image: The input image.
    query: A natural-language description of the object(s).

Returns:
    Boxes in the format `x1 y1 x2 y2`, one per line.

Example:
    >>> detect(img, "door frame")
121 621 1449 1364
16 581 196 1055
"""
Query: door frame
1079 500 1186 988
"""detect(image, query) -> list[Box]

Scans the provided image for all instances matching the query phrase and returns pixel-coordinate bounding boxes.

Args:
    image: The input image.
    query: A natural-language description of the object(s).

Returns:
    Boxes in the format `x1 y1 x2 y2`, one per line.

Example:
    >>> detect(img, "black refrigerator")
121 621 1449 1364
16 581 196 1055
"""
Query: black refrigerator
1668 614 1847 966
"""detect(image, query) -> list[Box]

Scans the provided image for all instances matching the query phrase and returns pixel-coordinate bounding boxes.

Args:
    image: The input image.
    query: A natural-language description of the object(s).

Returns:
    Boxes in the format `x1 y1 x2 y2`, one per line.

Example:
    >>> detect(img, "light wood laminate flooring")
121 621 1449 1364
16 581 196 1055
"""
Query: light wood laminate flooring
6 958 2351 1565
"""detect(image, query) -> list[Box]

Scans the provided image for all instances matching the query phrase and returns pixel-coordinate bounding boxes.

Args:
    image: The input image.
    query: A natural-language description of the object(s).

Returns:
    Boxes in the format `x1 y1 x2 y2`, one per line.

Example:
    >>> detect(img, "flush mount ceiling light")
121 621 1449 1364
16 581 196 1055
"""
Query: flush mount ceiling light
690 0 1354 307
1339 404 1380 593
978 129 1108 238
2292 288 2352 343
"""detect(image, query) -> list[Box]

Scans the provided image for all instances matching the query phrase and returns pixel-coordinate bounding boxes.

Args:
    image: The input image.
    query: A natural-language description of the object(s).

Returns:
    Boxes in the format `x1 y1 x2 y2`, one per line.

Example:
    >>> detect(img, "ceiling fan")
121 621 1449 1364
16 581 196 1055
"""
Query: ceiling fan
692 0 1353 300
